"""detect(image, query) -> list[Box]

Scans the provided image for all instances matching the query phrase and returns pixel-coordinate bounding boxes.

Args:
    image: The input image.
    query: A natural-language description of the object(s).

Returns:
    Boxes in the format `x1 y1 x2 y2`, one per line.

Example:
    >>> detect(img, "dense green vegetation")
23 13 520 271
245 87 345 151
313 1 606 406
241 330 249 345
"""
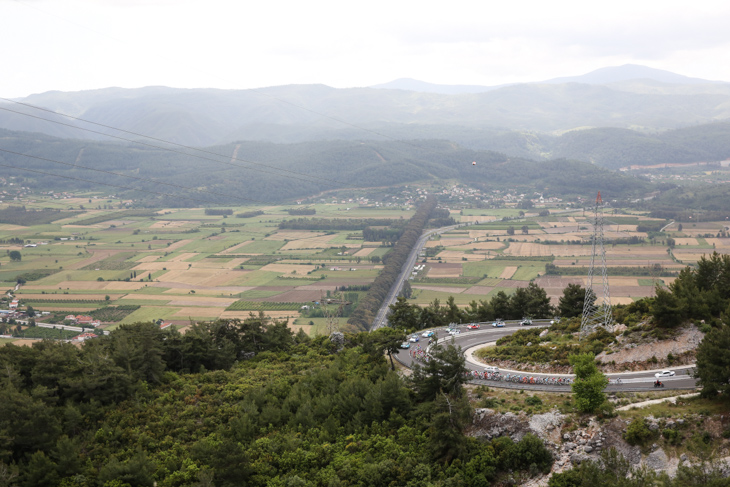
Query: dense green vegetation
0 205 74 225
71 209 158 225
549 123 730 169
650 252 730 328
0 317 555 486
14 326 81 340
236 210 264 218
477 324 616 367
645 184 730 220
41 305 141 324
545 263 677 277
387 281 554 331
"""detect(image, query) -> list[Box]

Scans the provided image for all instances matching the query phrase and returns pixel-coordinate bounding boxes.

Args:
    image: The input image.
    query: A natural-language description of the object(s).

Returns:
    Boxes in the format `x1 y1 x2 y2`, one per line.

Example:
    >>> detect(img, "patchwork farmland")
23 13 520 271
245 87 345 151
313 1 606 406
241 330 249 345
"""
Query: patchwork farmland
2 196 729 339
0 200 410 336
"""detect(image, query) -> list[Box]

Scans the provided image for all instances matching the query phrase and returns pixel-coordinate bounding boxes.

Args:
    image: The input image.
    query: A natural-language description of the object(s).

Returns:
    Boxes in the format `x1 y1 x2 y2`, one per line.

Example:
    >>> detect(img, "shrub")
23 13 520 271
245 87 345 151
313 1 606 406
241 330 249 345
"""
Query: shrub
624 419 654 445
662 428 681 445
499 433 553 474
525 396 543 407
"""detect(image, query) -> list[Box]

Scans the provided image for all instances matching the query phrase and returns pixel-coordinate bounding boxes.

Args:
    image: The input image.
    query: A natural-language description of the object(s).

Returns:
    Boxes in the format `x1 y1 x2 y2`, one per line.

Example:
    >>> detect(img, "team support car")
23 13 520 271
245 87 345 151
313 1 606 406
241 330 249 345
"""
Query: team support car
421 330 435 338
467 323 480 330
492 320 505 327
400 341 410 349
448 328 461 335
409 334 420 343
654 370 675 378
519 318 532 326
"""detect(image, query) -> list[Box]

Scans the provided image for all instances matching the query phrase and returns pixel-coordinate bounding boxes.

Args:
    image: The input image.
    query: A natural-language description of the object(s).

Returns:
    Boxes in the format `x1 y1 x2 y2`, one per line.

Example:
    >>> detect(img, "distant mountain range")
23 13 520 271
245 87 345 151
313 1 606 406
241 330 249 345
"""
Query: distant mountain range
372 64 726 94
0 64 729 169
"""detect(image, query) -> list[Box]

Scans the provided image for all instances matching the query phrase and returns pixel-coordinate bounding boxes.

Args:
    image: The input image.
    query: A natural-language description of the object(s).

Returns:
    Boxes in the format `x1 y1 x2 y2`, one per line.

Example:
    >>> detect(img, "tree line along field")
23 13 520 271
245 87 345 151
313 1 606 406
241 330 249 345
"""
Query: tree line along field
2 196 729 339
0 198 415 337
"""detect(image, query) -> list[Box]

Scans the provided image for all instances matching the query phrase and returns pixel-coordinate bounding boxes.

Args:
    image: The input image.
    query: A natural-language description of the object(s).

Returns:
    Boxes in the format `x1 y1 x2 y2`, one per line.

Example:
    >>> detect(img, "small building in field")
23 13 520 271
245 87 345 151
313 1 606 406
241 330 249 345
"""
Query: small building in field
74 332 98 341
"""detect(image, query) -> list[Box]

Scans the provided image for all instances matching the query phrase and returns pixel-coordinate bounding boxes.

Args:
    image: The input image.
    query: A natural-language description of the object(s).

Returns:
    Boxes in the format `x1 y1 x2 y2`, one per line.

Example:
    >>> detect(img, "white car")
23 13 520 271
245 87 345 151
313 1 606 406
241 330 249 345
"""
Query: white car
654 370 675 378
448 329 460 336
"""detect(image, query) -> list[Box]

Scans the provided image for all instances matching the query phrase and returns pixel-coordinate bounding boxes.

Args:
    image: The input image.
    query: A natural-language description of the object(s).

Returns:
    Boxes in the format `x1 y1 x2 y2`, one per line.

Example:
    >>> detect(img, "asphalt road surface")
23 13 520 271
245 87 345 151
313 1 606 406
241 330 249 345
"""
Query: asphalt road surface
395 320 698 392
371 223 463 330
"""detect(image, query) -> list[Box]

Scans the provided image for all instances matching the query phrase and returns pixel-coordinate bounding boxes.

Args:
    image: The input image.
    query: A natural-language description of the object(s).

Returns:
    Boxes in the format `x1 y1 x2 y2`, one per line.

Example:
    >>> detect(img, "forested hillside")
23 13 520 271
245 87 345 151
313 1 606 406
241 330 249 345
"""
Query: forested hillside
0 318 555 486
0 128 650 204
549 123 730 169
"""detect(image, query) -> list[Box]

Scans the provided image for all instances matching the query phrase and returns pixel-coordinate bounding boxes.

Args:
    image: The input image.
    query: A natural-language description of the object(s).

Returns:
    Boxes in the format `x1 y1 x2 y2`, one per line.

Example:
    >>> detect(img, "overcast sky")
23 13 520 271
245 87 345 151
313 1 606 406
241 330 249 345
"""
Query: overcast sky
3 0 730 98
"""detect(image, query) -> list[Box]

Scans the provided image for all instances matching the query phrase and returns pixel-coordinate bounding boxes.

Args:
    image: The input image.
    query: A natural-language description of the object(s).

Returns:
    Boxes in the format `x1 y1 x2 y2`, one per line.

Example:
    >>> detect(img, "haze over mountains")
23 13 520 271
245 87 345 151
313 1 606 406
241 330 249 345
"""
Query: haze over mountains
1 64 730 194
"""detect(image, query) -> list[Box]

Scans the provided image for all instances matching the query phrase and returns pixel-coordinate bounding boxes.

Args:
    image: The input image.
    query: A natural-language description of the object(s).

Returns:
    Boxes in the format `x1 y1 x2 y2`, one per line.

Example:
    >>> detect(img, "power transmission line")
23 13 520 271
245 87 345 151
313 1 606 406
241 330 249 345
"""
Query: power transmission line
0 147 263 204
0 101 337 186
0 150 264 205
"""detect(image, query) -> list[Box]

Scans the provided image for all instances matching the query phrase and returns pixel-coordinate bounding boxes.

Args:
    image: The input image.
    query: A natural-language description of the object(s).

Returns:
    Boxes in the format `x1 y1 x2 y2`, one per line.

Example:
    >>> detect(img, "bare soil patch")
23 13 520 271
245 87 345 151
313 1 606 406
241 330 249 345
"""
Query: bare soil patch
157 269 240 286
411 285 466 294
155 283 255 293
102 281 148 290
219 310 299 321
435 250 487 262
149 220 196 229
499 266 517 279
260 263 317 275
281 235 342 250
449 242 504 251
163 239 194 252
706 237 730 248
597 325 703 370
459 215 497 223
465 285 495 295
167 297 237 307
173 307 225 318
352 247 375 257
137 255 161 262
134 261 191 271
505 243 591 257
427 263 462 278
534 276 584 288
494 280 529 288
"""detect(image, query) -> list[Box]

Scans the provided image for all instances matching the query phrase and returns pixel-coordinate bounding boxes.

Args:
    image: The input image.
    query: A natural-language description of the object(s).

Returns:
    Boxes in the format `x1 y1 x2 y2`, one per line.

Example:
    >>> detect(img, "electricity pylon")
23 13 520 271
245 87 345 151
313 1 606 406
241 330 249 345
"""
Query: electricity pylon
581 192 613 334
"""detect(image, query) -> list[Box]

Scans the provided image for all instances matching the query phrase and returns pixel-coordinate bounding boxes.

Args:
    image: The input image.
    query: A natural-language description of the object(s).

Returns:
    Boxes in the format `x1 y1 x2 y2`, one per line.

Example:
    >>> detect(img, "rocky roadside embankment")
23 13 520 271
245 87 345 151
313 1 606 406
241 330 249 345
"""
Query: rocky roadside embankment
469 406 730 486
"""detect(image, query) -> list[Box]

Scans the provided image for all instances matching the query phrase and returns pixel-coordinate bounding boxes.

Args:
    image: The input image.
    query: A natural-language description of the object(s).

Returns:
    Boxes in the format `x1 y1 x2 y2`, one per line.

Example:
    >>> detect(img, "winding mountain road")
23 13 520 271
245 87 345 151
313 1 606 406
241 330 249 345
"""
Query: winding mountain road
395 320 698 392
